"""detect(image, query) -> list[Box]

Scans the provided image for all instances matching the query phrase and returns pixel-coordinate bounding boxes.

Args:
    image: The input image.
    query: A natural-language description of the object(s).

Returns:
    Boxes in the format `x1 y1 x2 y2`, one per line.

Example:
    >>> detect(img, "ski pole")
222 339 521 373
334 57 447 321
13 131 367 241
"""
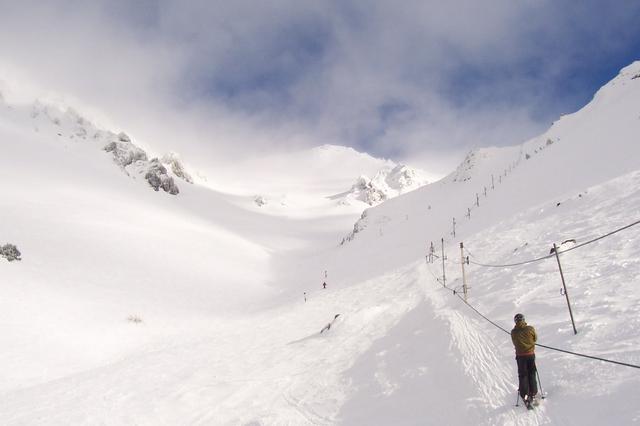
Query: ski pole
515 390 520 406
536 369 545 399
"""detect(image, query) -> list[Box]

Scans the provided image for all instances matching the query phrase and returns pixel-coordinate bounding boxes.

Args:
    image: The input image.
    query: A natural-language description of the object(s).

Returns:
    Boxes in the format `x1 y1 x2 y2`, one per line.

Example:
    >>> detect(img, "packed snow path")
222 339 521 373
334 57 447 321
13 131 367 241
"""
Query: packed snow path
0 268 426 425
0 264 551 425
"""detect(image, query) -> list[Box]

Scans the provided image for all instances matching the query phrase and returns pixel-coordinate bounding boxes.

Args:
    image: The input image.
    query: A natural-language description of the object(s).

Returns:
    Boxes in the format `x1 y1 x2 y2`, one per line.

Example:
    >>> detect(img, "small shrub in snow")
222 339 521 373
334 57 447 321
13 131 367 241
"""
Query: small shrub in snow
1 243 21 261
127 315 143 324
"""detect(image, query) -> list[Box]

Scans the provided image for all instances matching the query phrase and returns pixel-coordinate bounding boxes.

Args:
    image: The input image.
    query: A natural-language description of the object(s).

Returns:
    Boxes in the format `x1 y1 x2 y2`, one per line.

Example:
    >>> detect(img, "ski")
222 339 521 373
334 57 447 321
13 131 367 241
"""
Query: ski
515 392 545 410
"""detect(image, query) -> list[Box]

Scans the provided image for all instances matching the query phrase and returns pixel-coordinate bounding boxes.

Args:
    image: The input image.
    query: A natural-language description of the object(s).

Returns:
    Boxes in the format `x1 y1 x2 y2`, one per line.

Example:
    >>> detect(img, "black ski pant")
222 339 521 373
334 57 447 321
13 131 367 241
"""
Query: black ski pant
516 354 538 399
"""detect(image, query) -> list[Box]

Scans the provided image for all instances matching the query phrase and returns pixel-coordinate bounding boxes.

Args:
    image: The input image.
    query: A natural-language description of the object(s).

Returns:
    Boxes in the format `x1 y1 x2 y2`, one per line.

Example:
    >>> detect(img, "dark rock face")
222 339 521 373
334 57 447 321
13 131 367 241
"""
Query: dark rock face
102 135 181 195
144 159 179 195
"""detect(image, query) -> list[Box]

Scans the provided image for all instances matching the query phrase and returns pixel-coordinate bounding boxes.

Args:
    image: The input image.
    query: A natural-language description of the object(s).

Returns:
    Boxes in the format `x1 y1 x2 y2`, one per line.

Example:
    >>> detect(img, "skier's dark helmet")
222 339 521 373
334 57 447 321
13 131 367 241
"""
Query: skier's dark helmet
514 313 525 323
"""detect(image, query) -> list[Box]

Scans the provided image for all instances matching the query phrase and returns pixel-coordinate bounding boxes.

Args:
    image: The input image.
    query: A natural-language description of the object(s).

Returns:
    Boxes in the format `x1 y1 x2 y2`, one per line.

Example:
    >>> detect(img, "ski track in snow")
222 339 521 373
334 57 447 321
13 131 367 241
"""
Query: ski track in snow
422 268 548 426
425 169 640 425
0 268 425 425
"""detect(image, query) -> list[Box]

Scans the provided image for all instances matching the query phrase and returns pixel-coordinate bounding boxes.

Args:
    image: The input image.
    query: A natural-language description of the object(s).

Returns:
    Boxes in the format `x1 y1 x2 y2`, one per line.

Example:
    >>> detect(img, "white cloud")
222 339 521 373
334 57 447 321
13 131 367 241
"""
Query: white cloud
0 1 638 173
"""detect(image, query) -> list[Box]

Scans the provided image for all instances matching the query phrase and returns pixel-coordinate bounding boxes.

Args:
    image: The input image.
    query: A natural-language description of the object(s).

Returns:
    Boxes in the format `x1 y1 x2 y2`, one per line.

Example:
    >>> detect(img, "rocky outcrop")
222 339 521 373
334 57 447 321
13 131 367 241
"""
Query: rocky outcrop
103 132 148 167
341 210 369 244
161 152 193 184
351 177 388 205
143 159 179 195
102 133 183 195
345 164 429 206
449 150 479 183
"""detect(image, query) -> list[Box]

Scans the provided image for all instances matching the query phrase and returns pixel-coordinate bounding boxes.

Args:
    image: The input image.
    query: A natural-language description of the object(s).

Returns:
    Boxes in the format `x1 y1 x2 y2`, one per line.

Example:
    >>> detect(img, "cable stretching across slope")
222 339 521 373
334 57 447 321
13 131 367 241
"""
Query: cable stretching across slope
464 219 640 268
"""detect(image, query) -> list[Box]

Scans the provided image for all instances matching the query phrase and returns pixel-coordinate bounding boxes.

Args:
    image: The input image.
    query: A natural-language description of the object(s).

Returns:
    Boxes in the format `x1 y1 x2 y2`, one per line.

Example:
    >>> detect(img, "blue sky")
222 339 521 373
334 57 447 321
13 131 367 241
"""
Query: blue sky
1 1 639 173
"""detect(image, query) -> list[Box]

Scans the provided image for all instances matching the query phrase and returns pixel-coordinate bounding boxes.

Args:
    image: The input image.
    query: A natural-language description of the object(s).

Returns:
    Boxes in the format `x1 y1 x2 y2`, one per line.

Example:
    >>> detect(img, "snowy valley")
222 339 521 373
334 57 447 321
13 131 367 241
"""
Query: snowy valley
1 61 640 426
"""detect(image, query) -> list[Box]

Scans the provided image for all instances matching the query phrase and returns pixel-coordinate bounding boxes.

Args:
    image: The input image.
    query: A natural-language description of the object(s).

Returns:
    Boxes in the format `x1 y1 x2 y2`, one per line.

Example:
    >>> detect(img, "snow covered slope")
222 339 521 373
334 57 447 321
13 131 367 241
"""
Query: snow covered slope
200 144 433 215
338 169 640 425
0 103 274 390
1 62 639 425
0 92 195 195
338 61 640 271
314 60 640 424
276 61 640 423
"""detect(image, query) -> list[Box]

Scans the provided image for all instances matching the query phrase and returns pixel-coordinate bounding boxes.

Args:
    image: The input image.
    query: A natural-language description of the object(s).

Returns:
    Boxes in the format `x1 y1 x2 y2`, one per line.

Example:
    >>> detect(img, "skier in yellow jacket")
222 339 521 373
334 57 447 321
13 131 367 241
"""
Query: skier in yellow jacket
511 313 538 408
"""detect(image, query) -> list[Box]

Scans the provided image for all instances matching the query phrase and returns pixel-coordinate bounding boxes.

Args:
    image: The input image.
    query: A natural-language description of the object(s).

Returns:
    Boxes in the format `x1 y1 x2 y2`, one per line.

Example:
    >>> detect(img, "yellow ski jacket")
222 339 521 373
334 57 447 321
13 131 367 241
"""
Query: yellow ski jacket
511 321 537 356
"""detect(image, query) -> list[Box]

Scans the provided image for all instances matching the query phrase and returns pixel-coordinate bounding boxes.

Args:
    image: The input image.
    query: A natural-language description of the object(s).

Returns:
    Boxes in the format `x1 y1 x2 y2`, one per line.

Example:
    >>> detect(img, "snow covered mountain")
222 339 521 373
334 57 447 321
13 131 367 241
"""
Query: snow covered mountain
342 164 430 206
1 61 640 425
1 84 423 213
0 86 193 195
2 87 432 214
201 143 431 215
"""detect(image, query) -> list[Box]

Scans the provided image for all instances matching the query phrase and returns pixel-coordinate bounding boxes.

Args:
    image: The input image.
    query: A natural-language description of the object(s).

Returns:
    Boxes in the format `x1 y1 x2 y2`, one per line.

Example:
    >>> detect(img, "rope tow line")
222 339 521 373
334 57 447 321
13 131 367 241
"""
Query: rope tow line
468 252 554 268
466 218 640 268
426 218 640 368
559 218 640 254
534 343 640 370
450 289 640 370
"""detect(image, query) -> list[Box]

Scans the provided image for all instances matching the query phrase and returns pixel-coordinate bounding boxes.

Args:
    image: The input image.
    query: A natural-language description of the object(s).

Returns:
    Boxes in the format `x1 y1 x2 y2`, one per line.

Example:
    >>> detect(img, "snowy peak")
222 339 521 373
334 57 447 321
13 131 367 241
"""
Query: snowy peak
297 144 395 182
443 61 640 190
384 164 427 191
310 144 392 166
209 143 435 214
345 164 430 206
540 60 640 139
591 60 640 101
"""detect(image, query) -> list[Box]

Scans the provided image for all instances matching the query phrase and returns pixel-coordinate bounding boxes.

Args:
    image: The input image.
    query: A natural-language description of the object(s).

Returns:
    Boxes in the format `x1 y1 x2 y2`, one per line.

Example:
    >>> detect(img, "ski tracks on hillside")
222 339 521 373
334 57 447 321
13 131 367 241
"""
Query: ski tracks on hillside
0 267 427 425
275 267 426 424
421 265 550 425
